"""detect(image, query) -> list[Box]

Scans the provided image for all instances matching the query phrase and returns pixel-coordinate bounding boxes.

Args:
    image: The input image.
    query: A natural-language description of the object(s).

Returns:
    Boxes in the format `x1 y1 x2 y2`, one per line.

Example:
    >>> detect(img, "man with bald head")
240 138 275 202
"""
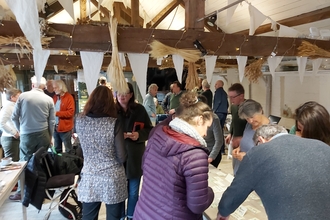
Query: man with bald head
213 80 228 128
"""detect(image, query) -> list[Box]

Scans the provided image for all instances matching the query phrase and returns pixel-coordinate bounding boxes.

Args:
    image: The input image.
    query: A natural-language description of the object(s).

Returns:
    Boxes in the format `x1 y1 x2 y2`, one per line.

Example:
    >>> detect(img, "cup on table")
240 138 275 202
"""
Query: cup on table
1 157 12 166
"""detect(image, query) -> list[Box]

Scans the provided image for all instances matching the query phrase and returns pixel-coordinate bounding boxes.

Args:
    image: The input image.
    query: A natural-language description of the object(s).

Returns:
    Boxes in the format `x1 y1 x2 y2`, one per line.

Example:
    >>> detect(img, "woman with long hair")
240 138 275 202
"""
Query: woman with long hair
76 86 127 220
116 82 153 220
295 101 330 145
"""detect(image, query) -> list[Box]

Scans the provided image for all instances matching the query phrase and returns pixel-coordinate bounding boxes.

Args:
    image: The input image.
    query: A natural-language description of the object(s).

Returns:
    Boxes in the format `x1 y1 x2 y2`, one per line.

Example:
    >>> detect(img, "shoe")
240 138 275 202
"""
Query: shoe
9 193 21 201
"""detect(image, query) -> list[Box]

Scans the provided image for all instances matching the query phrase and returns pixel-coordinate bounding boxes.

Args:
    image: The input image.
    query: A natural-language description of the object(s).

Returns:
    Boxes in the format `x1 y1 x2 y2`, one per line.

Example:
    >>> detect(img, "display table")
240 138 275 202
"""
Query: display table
0 161 27 220
204 165 267 220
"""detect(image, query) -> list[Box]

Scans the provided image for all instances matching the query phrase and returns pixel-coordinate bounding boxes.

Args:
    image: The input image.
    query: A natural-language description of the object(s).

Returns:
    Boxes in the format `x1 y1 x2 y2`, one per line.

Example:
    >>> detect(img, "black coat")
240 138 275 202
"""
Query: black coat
23 147 48 210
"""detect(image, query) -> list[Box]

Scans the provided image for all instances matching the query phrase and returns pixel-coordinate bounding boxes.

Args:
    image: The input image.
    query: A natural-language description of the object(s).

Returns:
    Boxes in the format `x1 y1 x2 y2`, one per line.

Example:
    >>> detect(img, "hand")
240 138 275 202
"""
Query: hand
231 137 242 149
208 157 213 163
169 109 175 115
13 131 20 139
235 152 246 161
225 134 231 144
128 131 139 141
151 113 156 118
216 213 229 220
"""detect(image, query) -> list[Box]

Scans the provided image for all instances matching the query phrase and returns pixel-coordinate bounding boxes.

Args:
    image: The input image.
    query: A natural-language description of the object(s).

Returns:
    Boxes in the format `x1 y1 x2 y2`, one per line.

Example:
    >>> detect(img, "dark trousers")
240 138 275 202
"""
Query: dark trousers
53 129 72 153
215 112 227 128
82 201 125 220
211 151 222 168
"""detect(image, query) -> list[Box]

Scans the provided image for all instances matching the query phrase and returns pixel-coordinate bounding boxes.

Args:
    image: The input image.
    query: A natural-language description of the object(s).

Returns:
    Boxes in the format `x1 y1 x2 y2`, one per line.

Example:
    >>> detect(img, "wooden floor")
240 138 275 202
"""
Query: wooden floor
0 154 233 220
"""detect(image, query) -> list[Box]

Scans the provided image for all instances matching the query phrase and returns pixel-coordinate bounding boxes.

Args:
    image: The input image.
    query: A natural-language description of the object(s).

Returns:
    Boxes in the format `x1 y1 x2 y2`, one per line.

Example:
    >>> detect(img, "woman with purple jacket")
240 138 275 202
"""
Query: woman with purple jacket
134 92 214 220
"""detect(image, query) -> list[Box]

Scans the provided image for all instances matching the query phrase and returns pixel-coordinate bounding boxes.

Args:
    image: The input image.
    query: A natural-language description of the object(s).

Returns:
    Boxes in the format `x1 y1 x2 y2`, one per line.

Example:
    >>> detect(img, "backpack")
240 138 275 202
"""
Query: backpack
58 188 82 220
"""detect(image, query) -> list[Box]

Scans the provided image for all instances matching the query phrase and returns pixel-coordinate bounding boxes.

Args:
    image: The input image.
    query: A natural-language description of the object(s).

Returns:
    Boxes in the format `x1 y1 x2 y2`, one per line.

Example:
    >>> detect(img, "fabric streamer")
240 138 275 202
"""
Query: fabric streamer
58 0 75 23
226 0 239 26
127 53 149 100
236 56 247 82
172 54 184 83
267 56 283 79
33 49 50 86
80 51 104 95
205 55 217 84
312 58 322 75
296 56 307 84
5 0 42 50
248 4 267 35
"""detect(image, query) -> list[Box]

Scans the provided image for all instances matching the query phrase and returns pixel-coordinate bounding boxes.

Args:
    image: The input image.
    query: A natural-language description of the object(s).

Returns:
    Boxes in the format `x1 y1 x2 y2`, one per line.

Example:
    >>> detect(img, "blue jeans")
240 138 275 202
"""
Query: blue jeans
53 129 72 153
127 178 141 218
82 201 125 220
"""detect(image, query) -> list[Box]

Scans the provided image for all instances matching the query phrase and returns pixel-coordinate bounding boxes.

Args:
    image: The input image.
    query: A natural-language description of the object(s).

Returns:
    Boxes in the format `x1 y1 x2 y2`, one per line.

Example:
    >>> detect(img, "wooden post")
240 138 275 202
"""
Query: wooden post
80 0 87 21
183 0 204 31
131 0 140 27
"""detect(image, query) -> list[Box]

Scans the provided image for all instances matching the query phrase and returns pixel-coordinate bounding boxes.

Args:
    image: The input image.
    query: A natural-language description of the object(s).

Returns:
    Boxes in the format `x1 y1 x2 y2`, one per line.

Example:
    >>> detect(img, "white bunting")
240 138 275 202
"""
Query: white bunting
248 4 267 35
119 53 127 67
312 58 322 75
33 49 50 86
172 54 184 83
279 25 299 38
296 57 307 84
58 0 75 23
205 55 217 84
127 53 149 101
54 65 58 73
267 56 283 79
5 0 42 50
80 51 104 95
236 56 247 83
226 0 239 26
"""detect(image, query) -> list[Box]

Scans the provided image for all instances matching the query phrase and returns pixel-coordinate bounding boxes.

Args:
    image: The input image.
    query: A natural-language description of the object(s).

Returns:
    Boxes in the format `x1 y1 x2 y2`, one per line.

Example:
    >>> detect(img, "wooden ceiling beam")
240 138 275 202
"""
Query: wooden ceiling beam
183 0 204 30
235 6 330 36
113 2 144 27
90 0 110 19
39 0 79 19
147 0 182 28
1 20 330 57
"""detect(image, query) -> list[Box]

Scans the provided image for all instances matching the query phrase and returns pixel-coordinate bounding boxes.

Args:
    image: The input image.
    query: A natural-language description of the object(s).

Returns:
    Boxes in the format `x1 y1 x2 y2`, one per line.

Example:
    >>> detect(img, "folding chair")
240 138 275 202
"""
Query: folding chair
42 149 80 220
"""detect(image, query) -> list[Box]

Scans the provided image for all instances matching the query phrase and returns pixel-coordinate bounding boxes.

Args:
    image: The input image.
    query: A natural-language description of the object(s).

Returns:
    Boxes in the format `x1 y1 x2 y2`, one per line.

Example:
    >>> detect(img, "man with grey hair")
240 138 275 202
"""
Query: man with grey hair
253 124 288 145
10 75 55 201
201 79 213 108
213 80 228 128
143 83 158 125
216 124 330 220
53 80 75 153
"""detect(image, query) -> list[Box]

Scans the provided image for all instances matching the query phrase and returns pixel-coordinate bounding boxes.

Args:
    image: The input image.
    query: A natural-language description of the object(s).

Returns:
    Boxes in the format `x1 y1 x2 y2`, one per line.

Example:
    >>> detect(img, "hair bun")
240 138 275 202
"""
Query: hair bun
180 92 198 108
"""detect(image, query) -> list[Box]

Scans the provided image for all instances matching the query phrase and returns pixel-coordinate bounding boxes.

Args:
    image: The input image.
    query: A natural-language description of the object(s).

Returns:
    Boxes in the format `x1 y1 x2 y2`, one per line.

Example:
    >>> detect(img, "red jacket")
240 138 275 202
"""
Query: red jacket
53 92 75 132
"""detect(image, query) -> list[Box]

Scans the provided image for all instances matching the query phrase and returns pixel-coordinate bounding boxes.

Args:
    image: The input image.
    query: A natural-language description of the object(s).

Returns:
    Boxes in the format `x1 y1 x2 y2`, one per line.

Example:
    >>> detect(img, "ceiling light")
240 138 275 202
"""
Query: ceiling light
206 14 217 27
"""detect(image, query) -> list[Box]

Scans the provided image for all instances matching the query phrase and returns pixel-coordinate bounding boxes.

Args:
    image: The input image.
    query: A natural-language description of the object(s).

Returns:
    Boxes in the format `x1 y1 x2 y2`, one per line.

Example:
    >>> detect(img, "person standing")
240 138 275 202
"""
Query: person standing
225 83 247 171
201 79 213 108
53 80 75 153
44 79 55 98
0 88 21 161
162 83 173 113
134 92 214 220
198 95 223 168
10 76 55 201
143 83 158 125
217 124 330 220
168 81 183 115
213 80 228 128
76 86 127 220
116 82 153 220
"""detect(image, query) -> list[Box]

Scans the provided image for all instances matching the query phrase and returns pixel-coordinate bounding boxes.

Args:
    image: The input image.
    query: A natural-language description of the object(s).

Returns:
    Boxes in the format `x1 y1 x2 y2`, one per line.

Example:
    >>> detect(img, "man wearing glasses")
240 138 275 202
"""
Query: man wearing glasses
225 83 247 170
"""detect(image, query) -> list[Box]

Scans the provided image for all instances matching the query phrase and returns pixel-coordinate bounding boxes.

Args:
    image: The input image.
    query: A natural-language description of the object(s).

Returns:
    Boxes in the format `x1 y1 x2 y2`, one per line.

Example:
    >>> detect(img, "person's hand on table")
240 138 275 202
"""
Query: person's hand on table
216 213 229 220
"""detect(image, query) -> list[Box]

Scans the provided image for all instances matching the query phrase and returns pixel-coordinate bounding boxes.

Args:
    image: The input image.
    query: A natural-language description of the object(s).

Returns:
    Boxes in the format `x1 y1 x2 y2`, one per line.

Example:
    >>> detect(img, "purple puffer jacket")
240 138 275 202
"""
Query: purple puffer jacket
134 125 214 220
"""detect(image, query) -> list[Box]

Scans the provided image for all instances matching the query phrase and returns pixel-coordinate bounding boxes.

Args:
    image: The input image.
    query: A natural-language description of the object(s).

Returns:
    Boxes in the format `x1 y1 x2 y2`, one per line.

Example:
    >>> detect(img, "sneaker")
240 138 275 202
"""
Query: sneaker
9 193 21 201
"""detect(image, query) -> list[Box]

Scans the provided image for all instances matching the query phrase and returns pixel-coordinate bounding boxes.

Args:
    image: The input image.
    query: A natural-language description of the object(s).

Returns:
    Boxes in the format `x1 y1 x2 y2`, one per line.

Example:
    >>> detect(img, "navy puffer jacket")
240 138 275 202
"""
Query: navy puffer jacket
134 125 214 220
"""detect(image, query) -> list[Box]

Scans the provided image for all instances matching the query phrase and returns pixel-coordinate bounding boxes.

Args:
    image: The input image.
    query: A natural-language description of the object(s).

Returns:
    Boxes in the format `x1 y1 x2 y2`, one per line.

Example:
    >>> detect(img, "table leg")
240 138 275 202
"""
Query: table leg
20 170 27 220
